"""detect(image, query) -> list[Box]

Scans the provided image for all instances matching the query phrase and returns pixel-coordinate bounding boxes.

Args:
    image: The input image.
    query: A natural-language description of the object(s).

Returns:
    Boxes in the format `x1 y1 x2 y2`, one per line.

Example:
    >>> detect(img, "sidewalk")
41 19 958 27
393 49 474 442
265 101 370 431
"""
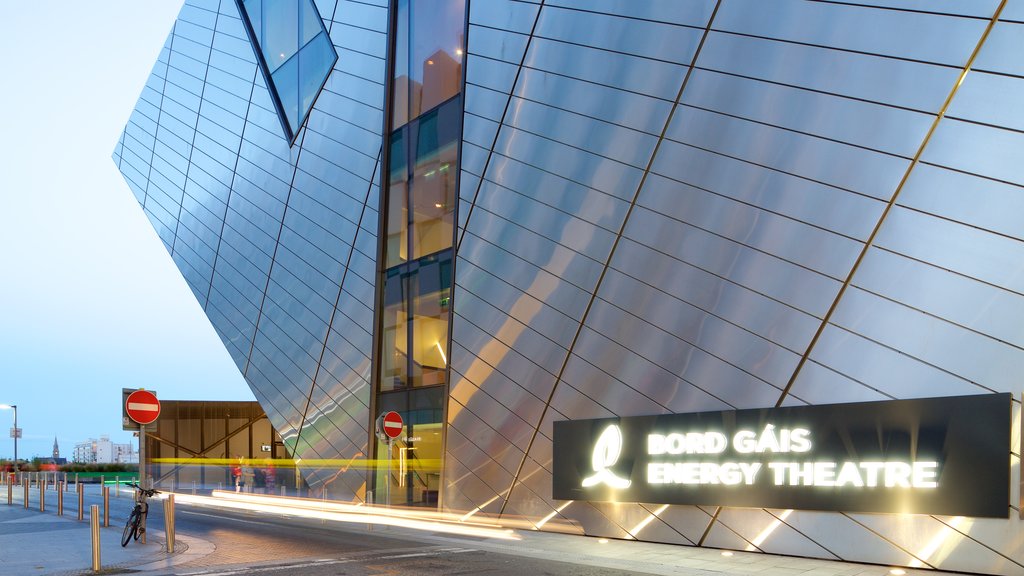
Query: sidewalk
0 481 209 575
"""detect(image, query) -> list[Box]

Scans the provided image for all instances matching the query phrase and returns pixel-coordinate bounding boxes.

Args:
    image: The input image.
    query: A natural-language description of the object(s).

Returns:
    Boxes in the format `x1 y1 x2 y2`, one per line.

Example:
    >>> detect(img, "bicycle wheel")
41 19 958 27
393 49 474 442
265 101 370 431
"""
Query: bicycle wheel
121 508 140 547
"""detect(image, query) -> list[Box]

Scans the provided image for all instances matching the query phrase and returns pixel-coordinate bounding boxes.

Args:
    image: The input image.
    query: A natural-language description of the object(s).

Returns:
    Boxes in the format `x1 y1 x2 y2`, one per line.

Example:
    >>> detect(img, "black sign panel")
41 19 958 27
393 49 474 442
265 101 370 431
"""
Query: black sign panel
553 394 1011 518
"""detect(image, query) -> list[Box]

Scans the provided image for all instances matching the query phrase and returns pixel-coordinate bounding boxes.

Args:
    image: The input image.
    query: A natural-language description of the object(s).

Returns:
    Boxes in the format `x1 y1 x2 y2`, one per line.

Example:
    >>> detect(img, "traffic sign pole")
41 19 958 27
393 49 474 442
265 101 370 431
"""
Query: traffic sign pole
376 411 404 509
124 390 161 489
139 426 146 490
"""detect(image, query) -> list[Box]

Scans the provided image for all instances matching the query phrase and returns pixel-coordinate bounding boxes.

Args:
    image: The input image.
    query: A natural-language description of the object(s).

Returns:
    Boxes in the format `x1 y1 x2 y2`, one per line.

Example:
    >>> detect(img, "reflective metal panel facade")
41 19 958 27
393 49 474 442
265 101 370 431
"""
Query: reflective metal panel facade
113 0 387 500
116 0 1024 573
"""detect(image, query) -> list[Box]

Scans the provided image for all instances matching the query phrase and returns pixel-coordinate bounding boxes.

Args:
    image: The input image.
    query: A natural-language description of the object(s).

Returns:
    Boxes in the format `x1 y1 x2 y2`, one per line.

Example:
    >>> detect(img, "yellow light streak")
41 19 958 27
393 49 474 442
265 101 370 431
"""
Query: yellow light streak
535 500 574 529
151 457 442 471
746 509 793 551
435 342 447 366
908 516 971 568
166 491 521 540
628 504 669 537
459 492 506 522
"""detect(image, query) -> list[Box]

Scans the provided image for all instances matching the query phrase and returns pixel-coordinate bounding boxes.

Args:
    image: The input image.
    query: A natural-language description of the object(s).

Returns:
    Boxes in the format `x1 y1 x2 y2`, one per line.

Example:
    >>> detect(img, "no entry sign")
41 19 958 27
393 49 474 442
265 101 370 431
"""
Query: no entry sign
125 389 161 425
380 411 404 440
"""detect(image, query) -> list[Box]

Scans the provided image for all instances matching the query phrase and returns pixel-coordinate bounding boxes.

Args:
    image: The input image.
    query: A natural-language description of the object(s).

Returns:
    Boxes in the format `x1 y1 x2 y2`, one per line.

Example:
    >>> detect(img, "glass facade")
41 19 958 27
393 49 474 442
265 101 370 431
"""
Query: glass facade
374 0 465 507
115 0 1023 573
236 0 337 142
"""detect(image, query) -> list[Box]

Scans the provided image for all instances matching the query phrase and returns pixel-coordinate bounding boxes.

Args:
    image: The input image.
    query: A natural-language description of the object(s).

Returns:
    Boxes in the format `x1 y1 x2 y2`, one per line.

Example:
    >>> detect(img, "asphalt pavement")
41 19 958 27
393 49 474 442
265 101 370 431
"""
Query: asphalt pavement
0 478 966 576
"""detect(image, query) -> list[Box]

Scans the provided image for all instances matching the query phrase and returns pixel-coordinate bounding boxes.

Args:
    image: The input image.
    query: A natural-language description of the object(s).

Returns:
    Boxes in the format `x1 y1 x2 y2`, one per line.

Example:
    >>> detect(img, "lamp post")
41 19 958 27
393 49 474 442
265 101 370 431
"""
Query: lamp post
0 405 17 472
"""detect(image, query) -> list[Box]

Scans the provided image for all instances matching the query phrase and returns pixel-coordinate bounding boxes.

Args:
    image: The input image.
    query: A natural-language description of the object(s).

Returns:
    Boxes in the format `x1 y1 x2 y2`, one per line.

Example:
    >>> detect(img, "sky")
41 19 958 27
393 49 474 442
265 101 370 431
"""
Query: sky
0 2 255 461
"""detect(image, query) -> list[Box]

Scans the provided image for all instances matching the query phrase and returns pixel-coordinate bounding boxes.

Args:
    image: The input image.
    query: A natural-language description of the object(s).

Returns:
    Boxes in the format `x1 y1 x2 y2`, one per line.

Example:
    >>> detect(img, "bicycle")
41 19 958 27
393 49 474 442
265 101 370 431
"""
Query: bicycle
122 482 160 547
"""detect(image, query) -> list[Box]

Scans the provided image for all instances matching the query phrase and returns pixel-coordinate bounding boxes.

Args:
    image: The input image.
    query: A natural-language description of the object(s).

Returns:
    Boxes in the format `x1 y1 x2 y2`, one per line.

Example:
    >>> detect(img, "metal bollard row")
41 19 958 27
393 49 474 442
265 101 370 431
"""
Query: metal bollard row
90 505 101 572
165 494 176 553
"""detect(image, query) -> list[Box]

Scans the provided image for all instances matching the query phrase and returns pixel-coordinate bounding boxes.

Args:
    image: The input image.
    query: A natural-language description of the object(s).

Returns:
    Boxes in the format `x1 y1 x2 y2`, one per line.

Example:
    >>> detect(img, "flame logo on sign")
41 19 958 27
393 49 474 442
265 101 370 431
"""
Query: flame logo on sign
581 425 631 489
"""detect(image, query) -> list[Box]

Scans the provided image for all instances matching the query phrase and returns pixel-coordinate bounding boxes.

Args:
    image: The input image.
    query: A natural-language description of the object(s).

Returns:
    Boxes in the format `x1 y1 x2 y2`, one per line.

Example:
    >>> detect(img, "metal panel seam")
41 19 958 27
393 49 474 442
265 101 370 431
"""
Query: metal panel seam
497 0 724 523
142 23 179 217
455 0 547 254
773 0 1010 408
169 7 222 306
292 148 381 481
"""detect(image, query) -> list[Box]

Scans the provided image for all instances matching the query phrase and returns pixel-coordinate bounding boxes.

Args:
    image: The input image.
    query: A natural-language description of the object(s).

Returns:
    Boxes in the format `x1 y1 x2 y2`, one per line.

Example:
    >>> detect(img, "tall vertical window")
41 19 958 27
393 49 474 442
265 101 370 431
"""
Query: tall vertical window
236 0 338 143
375 0 466 508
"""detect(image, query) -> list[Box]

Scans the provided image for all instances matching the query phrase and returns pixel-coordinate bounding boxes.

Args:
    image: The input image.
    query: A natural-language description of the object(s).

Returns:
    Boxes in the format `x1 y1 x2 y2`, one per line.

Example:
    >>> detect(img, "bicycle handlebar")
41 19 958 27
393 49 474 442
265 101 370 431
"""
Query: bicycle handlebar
125 482 161 496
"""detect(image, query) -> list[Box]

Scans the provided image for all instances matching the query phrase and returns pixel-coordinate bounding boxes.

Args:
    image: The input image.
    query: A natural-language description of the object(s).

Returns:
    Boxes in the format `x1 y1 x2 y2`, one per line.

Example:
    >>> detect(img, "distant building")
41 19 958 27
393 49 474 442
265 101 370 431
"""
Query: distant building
73 436 138 464
52 436 60 459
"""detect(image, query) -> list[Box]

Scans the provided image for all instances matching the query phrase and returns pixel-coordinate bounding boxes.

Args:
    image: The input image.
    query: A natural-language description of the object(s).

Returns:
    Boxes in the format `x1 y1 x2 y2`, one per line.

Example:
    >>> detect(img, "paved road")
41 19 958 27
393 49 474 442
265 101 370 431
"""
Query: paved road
160 502 637 575
169 548 643 576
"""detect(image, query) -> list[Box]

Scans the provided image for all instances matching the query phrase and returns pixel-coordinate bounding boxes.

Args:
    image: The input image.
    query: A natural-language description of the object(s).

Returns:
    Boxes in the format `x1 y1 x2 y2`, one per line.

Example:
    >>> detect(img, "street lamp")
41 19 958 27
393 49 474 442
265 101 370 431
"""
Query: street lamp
0 404 16 472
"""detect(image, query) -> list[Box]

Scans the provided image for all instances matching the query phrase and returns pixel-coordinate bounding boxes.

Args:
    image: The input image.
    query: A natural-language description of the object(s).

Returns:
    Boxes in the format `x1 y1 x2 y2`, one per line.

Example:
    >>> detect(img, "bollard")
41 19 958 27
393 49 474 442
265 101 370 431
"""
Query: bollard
281 484 286 497
115 478 119 498
58 482 64 516
39 481 45 512
103 487 110 527
90 505 101 572
192 480 196 495
100 475 104 491
77 483 84 521
6 475 11 505
218 482 223 491
164 494 176 553
23 479 29 509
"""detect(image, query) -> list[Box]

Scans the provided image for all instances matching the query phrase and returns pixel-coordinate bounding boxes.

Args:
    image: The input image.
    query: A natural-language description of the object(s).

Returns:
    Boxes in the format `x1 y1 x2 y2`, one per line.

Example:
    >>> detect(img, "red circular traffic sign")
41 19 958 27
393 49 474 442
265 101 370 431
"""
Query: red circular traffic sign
381 411 403 440
126 390 161 425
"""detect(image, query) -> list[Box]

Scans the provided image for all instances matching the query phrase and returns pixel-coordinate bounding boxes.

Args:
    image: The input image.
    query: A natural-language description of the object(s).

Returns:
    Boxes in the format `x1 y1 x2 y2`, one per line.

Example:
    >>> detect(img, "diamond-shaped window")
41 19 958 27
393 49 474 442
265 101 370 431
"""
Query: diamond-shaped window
236 0 338 143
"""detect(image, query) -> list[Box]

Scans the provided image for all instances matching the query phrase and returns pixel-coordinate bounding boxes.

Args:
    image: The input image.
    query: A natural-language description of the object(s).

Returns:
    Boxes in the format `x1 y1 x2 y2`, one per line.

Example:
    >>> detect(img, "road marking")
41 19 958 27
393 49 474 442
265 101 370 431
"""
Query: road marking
179 510 266 526
174 547 477 575
190 559 352 575
386 548 475 559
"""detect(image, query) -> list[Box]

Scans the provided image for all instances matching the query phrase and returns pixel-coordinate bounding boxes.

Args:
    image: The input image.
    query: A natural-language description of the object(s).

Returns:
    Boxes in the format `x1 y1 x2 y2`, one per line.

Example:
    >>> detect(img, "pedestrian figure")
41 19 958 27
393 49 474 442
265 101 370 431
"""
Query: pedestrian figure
232 455 243 492
242 460 255 493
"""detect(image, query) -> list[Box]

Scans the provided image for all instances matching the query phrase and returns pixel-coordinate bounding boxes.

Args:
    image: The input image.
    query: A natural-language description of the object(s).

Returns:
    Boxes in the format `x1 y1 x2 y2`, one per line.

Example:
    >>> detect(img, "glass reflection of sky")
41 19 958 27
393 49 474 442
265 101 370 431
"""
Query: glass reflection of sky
237 0 338 142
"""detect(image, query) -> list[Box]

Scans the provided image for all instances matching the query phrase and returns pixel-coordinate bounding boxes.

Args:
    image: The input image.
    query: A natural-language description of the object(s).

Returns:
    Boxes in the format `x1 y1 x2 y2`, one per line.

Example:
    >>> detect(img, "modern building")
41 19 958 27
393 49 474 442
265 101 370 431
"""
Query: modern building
141 400 297 491
73 436 138 464
113 1 1023 573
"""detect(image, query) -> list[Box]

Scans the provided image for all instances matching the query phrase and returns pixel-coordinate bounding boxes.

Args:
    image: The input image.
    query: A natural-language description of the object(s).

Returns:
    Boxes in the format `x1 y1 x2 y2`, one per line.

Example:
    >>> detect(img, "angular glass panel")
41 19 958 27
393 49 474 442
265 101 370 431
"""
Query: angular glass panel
236 0 337 142
411 0 465 115
392 0 411 129
259 0 299 73
298 32 335 123
410 98 459 260
271 53 300 132
392 0 465 125
300 0 322 45
411 251 453 388
386 129 410 268
375 387 444 506
379 267 409 393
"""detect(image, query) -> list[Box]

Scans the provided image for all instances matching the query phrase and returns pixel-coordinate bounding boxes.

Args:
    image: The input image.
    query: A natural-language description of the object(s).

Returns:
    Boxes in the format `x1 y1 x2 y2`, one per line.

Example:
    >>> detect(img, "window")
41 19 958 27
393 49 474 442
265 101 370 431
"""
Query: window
236 0 338 143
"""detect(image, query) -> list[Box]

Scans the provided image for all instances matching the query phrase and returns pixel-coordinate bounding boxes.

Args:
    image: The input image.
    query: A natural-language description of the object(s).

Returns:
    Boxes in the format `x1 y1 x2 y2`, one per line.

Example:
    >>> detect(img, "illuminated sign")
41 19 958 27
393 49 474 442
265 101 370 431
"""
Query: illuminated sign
552 394 1011 517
